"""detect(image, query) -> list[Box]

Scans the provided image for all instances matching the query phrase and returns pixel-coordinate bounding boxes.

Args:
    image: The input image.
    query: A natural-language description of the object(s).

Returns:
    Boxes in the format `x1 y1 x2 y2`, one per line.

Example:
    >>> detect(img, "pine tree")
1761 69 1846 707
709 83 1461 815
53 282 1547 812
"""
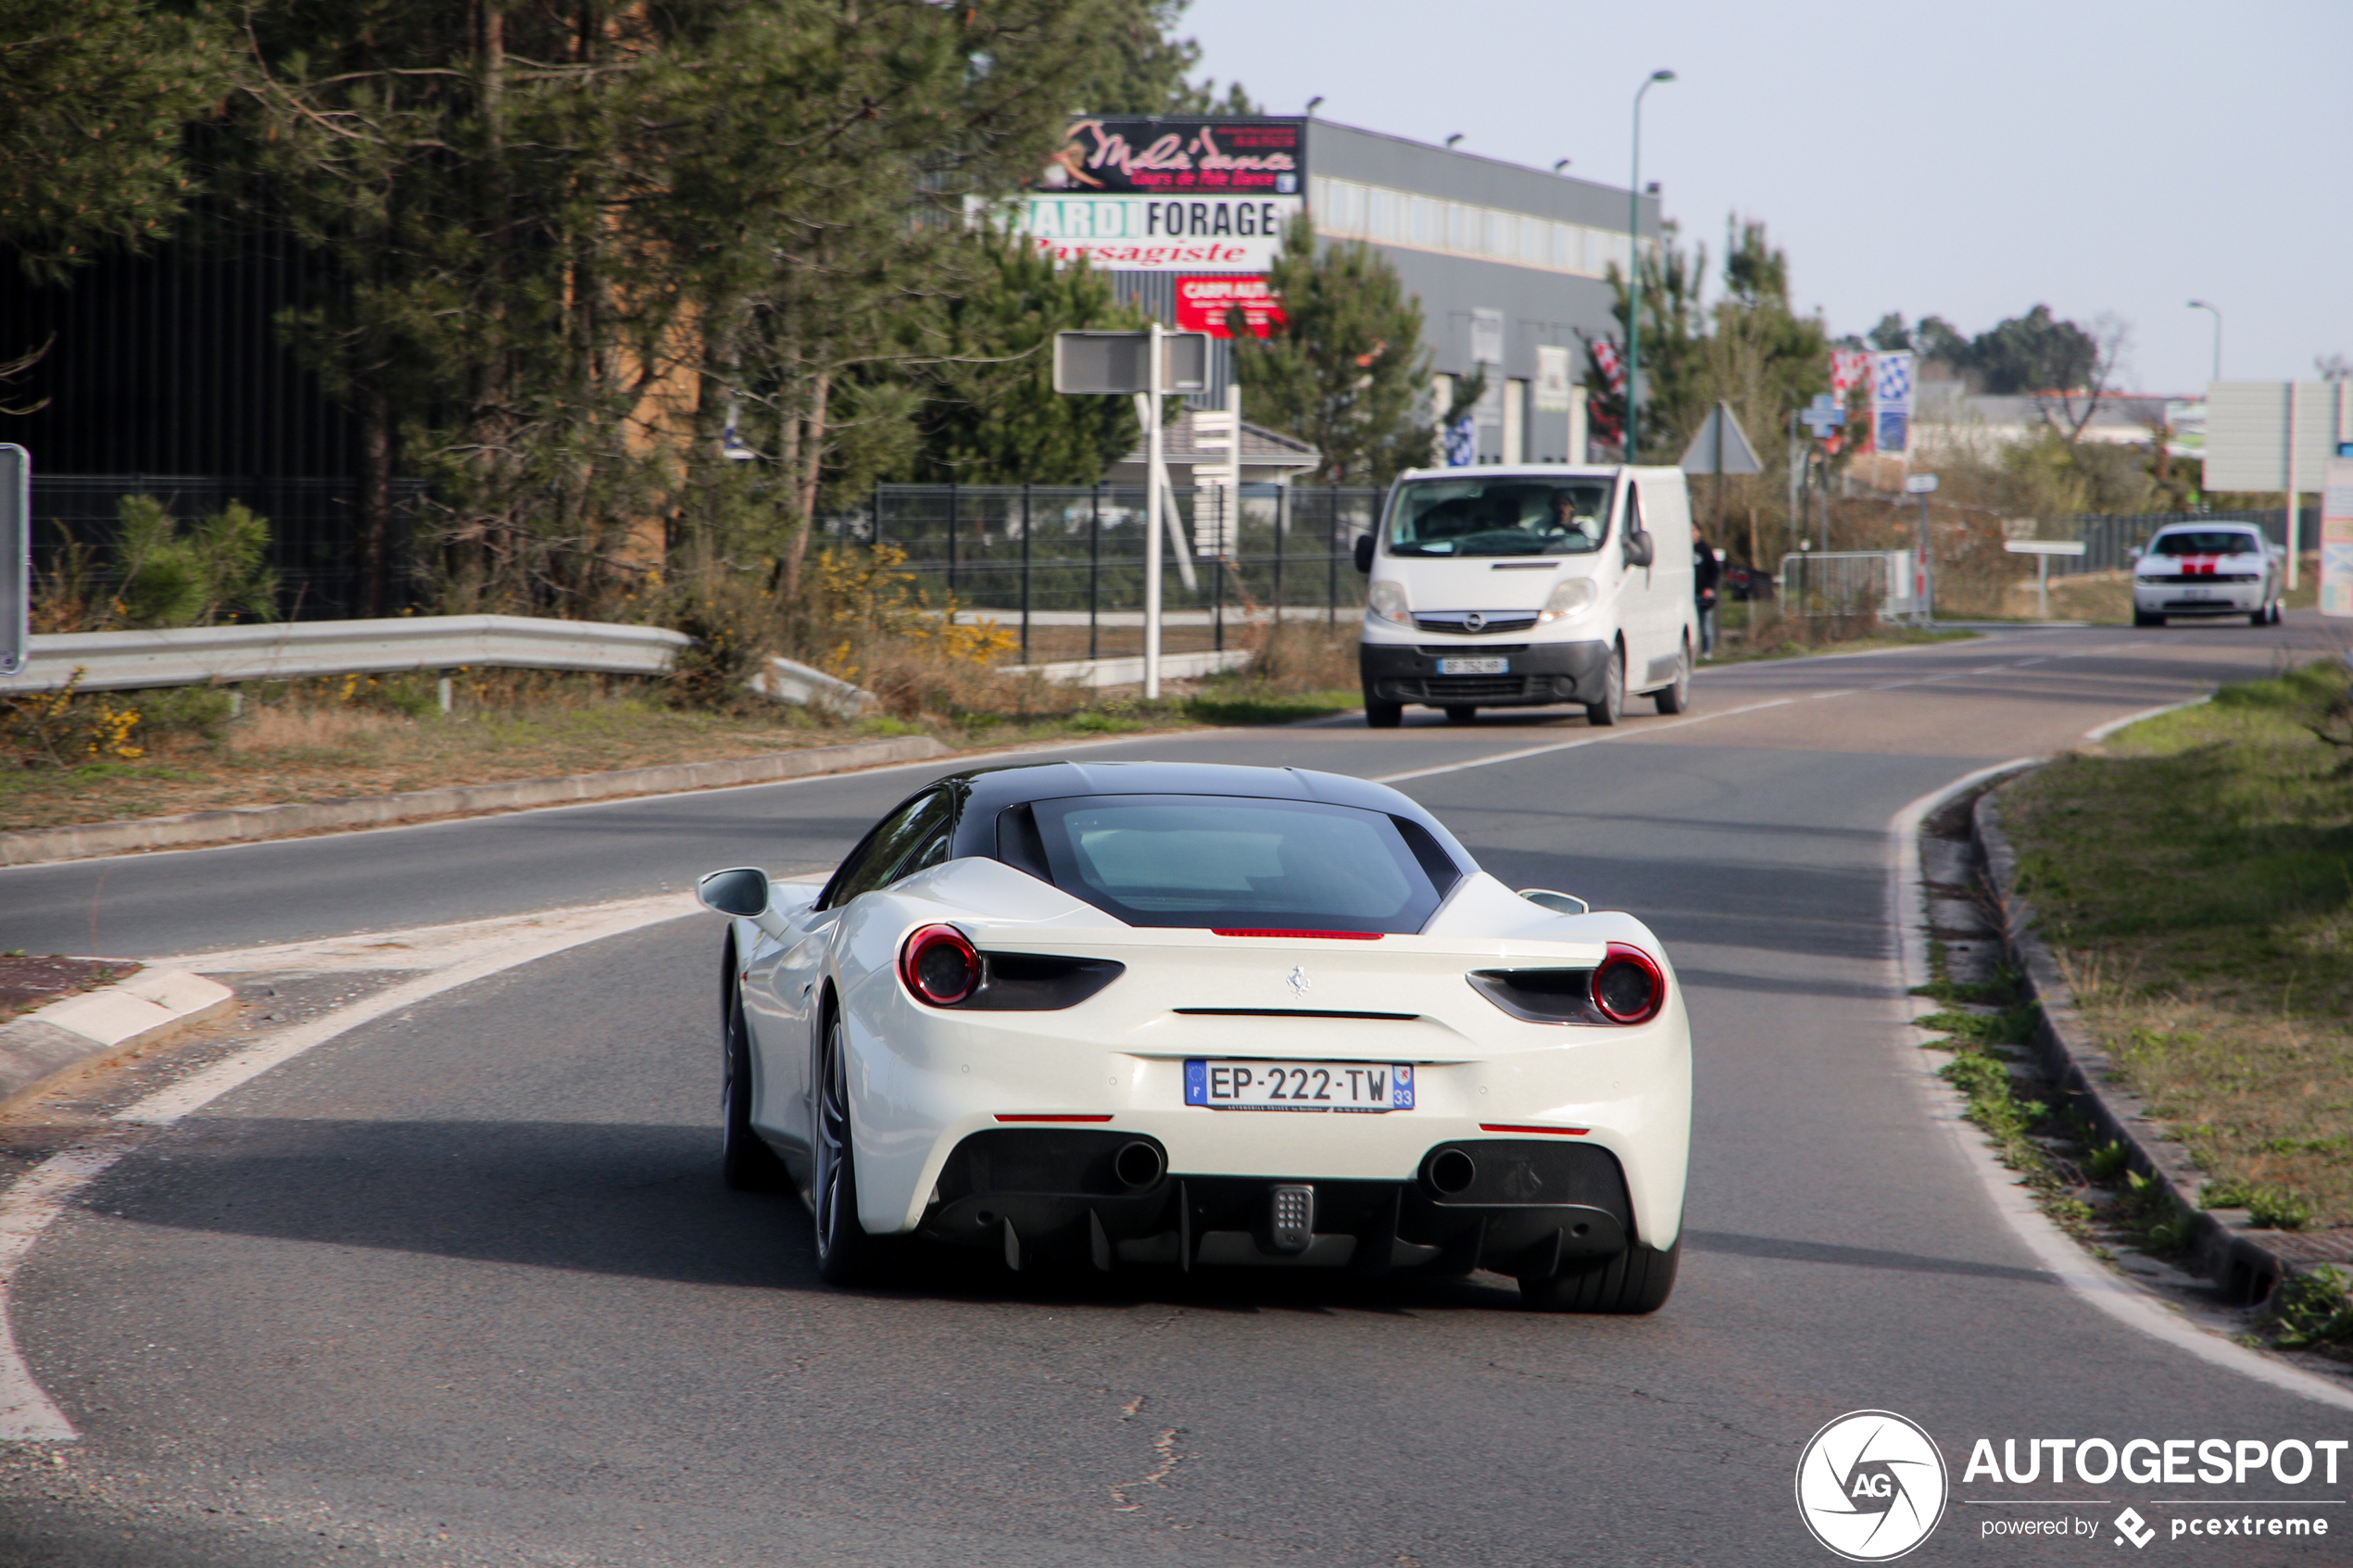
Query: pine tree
1231 215 1432 484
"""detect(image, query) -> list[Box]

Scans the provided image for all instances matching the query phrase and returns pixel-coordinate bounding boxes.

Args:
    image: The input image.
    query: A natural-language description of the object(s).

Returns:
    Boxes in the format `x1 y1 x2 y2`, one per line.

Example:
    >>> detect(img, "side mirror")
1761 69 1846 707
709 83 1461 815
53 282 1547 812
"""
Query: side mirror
1353 533 1375 574
698 867 771 919
1517 888 1591 916
2126 546 2142 560
1623 530 1655 569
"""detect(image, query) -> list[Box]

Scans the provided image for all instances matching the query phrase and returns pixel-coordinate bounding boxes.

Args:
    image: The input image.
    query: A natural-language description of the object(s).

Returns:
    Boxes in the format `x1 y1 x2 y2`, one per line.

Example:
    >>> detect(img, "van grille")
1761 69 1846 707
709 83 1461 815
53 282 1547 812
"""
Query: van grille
1411 675 1536 700
1413 612 1539 635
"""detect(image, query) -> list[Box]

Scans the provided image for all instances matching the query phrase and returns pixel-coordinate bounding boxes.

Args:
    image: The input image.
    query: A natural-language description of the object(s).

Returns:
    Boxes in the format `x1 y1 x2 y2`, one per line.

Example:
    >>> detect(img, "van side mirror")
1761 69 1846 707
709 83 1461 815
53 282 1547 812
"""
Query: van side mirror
1623 530 1655 569
1353 533 1374 574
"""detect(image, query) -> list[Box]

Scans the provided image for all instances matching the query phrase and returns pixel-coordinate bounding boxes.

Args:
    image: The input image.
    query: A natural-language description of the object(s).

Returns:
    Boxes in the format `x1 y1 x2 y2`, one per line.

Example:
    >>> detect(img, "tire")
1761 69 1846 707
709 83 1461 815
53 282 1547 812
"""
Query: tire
2132 609 2158 627
1443 704 1477 724
1652 637 1692 716
721 962 791 1192
1365 697 1404 729
2247 609 2265 626
1519 1236 1680 1314
1583 642 1625 728
813 1014 893 1286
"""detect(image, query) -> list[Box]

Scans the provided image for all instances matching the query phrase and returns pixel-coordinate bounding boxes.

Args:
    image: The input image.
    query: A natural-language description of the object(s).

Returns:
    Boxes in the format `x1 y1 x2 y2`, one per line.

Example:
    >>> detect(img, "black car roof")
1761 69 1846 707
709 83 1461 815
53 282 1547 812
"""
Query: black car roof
931 759 1477 870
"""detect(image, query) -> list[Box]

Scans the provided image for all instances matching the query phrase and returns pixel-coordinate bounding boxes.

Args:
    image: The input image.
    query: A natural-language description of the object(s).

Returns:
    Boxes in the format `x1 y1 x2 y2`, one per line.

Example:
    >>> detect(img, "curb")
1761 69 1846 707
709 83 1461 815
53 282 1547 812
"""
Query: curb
0 968 236 1110
0 734 952 870
1973 782 2314 1304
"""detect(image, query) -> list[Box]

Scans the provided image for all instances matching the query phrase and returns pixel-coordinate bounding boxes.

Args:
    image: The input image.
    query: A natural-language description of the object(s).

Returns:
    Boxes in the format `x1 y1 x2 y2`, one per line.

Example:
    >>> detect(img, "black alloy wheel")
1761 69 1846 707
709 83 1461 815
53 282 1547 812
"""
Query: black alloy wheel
1652 636 1692 715
1365 696 1404 728
813 1015 891 1285
721 962 790 1192
1584 642 1625 727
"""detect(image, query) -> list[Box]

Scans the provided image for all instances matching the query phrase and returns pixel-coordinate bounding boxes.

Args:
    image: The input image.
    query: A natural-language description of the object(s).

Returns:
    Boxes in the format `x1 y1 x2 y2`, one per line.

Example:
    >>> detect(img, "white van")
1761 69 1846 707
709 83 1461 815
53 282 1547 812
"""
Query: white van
1353 464 1699 728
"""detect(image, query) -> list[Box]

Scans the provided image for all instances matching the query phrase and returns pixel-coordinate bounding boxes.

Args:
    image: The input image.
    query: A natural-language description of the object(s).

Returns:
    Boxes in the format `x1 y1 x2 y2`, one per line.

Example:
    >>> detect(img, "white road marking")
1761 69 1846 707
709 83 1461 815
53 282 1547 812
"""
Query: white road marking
0 892 698 1440
1887 759 2353 1414
1369 696 1799 784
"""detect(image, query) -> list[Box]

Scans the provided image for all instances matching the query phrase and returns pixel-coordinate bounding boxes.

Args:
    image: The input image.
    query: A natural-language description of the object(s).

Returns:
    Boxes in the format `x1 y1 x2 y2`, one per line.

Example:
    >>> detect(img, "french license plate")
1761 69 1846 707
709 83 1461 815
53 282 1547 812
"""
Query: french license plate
1437 657 1507 675
1184 1060 1415 1112
2183 588 2211 599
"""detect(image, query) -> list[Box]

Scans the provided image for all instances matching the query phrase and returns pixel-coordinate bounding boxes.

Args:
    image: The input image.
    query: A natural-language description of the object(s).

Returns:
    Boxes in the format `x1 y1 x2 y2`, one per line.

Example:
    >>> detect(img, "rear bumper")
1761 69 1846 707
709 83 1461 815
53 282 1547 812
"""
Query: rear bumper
1359 640 1612 709
916 1127 1635 1276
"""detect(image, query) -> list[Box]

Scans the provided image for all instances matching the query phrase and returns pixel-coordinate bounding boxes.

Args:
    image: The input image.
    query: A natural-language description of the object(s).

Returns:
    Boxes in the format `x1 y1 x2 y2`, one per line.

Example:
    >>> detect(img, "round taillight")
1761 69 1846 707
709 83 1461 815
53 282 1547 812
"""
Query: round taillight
900 923 979 1007
1589 942 1664 1025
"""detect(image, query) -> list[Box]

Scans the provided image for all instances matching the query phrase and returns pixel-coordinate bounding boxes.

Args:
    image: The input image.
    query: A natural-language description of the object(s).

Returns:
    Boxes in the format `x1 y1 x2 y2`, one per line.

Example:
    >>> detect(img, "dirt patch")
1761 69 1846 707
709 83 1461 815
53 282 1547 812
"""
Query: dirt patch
0 956 141 1017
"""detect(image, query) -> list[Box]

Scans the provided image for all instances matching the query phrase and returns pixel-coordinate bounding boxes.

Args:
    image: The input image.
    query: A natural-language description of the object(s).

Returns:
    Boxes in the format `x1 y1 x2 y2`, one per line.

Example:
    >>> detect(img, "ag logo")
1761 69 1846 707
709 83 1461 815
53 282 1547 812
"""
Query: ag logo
1794 1410 1948 1562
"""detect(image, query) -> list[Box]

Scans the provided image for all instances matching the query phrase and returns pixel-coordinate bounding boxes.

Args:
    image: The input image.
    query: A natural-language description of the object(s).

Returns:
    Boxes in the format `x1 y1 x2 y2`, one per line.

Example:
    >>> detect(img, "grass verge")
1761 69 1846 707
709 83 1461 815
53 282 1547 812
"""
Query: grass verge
2000 659 2353 1232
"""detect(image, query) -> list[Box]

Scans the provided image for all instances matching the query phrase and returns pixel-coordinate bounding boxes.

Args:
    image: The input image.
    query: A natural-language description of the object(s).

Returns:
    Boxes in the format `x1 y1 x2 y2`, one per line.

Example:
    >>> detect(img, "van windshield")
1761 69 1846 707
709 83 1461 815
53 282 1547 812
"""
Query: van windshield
1386 478 1615 558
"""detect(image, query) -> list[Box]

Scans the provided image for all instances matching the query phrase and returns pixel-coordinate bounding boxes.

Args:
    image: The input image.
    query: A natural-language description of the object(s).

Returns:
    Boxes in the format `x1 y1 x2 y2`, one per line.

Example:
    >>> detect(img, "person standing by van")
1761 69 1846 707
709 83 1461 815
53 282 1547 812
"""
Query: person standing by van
1693 533 1722 658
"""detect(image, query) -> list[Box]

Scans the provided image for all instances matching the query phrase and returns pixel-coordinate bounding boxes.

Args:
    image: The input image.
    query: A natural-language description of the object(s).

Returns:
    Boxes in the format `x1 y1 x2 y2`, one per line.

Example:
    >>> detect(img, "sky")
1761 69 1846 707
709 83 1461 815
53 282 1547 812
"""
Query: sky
1182 0 2351 395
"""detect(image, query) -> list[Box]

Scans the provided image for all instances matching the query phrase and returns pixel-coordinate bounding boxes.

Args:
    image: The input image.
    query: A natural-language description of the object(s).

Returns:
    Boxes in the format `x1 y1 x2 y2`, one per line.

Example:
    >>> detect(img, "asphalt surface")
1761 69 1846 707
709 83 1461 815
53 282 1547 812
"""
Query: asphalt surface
3 619 2349 1566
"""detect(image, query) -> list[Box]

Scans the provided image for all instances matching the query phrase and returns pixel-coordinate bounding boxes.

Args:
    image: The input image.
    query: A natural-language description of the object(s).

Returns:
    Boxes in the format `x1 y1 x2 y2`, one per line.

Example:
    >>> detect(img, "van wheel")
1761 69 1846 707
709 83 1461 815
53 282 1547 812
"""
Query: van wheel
1652 638 1692 715
1443 705 1476 724
1584 644 1625 727
2132 610 2159 627
1365 696 1403 728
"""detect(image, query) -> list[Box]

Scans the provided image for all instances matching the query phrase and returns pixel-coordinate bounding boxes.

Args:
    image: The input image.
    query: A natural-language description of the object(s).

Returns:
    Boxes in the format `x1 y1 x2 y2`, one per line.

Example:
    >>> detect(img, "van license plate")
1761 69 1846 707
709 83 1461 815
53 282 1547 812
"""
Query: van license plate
1438 657 1507 675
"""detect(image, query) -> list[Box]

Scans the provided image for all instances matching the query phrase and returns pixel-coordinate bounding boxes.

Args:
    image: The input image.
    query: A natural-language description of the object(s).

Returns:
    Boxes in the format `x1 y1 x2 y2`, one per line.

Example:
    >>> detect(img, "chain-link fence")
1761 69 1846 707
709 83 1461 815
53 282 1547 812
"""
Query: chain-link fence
28 473 432 621
816 483 1385 664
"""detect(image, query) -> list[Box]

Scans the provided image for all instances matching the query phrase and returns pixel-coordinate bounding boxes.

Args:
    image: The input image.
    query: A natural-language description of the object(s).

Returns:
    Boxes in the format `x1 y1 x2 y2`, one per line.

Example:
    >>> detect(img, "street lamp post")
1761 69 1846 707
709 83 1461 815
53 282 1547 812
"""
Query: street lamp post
1626 69 1675 462
2186 299 2221 384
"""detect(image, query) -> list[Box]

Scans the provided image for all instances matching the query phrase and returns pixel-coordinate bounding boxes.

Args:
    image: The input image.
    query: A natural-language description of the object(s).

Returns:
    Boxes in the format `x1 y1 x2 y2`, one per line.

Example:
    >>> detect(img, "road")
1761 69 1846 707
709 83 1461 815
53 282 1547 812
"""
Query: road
1 620 2347 1567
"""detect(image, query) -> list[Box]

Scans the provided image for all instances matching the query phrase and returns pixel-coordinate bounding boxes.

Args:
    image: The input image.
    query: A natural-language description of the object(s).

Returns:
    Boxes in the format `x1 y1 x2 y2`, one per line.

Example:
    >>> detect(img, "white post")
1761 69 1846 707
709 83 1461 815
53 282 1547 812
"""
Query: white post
2037 554 2050 621
2286 380 2301 591
1143 320 1164 700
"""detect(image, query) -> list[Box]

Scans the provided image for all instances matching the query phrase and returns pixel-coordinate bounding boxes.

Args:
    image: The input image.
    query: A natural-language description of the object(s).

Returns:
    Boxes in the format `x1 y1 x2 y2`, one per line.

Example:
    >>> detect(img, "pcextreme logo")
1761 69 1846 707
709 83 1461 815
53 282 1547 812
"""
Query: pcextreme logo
1795 1410 1951 1562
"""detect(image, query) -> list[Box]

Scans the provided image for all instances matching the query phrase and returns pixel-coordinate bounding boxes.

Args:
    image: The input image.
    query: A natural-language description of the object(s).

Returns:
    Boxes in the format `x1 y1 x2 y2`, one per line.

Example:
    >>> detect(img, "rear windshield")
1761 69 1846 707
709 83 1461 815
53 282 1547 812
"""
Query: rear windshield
1003 795 1459 934
2152 531 2263 556
1386 477 1614 558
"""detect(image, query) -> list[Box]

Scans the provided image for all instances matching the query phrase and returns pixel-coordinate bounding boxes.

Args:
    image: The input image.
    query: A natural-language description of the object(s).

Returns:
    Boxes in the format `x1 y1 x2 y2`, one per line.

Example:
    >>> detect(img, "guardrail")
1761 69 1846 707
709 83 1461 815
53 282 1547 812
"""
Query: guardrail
0 615 691 696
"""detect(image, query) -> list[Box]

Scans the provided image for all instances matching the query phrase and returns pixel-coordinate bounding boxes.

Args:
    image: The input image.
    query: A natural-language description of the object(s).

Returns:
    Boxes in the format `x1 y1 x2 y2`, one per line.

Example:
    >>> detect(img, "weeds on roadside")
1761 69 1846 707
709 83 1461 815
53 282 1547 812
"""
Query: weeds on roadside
2261 1265 2353 1357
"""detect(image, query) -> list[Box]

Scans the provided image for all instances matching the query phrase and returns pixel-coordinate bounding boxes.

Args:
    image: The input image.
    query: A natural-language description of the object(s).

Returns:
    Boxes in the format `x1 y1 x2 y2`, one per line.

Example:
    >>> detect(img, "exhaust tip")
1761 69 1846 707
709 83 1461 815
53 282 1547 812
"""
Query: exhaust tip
1427 1148 1477 1197
1114 1140 1165 1189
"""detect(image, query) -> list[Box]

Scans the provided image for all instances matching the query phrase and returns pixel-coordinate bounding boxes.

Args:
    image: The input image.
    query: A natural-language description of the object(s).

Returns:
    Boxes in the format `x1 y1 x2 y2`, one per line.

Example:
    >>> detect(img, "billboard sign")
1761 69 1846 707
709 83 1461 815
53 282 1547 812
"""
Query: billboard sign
1873 350 1916 457
1174 276 1286 338
1042 118 1303 195
1000 117 1305 273
2322 456 2353 619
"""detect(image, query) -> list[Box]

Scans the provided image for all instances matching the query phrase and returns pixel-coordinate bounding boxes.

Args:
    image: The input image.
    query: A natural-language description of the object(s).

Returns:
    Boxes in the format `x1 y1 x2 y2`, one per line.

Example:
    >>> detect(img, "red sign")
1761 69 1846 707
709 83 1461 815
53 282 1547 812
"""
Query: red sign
1175 275 1287 339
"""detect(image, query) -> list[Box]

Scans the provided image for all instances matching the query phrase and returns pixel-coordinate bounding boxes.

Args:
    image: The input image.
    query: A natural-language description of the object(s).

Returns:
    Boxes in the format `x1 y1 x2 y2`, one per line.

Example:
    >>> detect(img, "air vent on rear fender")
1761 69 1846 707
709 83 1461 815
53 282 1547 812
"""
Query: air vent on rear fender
1466 968 1603 1024
964 952 1126 1011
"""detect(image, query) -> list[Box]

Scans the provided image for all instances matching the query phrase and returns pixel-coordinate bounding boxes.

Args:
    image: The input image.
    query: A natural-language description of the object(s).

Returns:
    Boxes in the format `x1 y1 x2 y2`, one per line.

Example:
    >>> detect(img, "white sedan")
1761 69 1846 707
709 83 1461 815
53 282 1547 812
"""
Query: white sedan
696 760 1691 1312
2132 524 2284 625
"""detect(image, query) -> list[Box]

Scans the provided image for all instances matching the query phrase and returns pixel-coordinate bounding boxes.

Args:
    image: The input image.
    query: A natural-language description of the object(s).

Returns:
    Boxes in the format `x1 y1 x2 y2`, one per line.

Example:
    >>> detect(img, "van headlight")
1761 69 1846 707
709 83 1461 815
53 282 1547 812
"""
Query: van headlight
1537 578 1598 623
1367 579 1411 624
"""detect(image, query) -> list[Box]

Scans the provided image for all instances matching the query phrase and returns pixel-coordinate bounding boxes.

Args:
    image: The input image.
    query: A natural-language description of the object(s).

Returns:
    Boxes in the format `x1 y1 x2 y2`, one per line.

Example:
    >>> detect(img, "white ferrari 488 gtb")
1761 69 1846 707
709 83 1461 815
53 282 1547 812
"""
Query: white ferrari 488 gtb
696 760 1690 1312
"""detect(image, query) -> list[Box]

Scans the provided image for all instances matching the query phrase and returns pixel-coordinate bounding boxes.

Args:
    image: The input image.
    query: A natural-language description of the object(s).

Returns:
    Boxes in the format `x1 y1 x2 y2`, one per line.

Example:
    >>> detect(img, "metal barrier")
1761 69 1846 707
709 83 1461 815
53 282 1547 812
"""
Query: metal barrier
0 614 689 696
1780 550 1922 619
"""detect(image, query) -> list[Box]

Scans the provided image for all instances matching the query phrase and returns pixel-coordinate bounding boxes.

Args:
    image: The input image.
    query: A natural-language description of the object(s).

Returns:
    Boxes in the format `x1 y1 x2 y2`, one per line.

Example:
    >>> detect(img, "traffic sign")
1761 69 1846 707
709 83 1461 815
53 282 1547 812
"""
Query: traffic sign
1905 473 1939 495
1799 394 1846 441
0 445 26 678
1679 401 1763 476
2002 540 2086 556
1053 331 1210 395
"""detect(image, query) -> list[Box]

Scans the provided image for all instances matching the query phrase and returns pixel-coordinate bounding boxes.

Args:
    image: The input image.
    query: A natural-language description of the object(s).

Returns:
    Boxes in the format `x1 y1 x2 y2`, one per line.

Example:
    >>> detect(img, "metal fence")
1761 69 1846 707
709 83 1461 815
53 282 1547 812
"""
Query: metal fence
1780 550 1924 620
819 483 1386 664
28 473 431 621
